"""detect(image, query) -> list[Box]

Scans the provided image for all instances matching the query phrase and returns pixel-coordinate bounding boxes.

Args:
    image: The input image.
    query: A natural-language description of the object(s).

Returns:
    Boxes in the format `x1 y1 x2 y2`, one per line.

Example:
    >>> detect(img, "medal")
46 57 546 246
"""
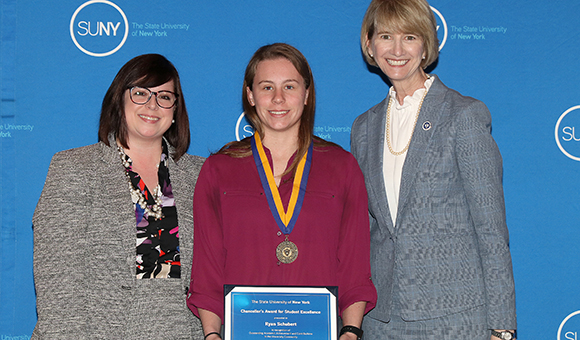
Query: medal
276 236 299 263
251 133 313 264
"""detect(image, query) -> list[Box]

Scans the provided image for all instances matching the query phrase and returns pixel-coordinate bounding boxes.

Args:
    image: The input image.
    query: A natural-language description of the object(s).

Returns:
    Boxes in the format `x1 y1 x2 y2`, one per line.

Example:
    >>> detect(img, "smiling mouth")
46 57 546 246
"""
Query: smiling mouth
387 59 408 66
138 114 160 121
269 110 289 116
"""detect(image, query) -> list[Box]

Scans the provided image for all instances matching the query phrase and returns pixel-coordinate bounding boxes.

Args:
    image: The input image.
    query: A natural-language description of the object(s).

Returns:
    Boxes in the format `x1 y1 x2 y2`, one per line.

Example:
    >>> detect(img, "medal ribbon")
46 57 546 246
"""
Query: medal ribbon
251 133 312 235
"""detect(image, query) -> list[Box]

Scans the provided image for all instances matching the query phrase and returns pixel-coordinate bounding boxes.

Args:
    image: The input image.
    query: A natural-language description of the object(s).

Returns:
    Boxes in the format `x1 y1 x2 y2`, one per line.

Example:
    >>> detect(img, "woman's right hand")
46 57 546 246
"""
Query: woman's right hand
198 308 222 340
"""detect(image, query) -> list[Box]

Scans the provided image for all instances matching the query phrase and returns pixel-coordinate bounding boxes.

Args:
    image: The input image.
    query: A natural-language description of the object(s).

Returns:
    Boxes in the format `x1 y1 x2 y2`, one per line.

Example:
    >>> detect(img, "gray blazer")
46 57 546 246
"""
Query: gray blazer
32 139 204 339
351 76 516 329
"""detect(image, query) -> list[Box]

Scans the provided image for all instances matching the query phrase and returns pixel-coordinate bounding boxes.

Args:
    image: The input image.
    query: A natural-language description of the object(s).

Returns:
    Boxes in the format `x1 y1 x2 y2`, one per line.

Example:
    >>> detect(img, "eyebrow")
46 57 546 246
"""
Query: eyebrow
257 79 300 85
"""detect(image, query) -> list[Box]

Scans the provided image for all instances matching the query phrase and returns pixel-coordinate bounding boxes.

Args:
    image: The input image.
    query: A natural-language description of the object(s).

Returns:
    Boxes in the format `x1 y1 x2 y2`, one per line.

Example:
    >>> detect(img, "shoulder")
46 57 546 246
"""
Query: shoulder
353 97 388 128
198 153 253 180
351 97 388 148
169 154 206 192
48 142 106 172
313 144 359 168
314 143 346 155
175 153 205 170
433 76 490 118
205 152 249 166
51 142 101 161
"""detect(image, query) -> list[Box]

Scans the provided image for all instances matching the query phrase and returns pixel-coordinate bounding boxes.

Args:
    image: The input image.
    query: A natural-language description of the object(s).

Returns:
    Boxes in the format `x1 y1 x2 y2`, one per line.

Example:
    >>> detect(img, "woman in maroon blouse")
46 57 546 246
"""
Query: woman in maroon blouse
187 43 376 340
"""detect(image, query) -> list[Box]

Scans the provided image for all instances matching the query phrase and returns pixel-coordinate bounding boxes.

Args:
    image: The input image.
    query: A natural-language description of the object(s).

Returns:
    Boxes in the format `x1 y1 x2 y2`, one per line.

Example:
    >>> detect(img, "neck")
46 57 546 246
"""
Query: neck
260 132 299 182
261 132 299 157
122 138 163 167
391 71 429 105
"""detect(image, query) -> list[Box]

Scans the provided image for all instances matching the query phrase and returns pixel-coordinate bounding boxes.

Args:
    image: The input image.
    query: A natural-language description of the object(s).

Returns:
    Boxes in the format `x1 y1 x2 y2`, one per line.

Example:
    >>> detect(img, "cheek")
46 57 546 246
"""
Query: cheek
164 109 175 119
369 40 379 54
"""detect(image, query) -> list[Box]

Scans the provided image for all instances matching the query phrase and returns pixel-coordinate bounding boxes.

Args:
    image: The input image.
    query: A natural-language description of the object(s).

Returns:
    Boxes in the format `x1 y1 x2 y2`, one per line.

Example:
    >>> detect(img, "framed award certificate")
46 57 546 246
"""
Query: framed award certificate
224 285 338 340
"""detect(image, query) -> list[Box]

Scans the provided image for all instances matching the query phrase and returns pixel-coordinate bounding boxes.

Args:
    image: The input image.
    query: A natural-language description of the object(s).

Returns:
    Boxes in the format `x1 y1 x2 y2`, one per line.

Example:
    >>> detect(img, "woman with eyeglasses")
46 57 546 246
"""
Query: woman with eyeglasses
32 54 204 339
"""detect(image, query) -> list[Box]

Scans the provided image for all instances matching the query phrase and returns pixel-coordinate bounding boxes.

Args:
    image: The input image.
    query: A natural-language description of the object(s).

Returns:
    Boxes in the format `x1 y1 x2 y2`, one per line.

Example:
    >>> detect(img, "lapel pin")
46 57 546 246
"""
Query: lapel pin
422 121 432 131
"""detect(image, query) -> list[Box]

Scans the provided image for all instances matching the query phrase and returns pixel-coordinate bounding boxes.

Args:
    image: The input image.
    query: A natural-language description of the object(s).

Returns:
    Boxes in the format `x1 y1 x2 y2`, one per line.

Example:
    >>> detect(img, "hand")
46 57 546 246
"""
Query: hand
339 332 359 340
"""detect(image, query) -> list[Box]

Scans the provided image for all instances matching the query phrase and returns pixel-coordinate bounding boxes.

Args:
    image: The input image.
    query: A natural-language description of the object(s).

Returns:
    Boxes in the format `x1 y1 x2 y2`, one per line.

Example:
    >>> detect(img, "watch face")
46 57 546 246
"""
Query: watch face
501 331 513 340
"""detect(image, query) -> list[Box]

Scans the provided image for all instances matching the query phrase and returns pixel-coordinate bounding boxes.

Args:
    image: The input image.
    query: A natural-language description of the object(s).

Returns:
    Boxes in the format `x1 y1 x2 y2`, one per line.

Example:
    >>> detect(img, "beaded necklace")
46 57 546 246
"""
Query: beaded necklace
385 76 430 156
117 145 164 220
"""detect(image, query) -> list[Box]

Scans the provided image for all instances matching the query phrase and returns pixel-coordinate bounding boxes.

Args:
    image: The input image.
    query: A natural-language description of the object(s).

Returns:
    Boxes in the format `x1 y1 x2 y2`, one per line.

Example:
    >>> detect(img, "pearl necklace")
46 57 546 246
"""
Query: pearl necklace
117 145 164 220
385 82 429 156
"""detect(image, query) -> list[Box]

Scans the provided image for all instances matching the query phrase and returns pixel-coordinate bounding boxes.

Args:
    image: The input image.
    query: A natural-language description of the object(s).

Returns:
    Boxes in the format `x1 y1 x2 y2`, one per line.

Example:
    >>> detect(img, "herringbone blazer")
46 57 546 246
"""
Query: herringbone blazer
351 76 516 329
32 138 204 339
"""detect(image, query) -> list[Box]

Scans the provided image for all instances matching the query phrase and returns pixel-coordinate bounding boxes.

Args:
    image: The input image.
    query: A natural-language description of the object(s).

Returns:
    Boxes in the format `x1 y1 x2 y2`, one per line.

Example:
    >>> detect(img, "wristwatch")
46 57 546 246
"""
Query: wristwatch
491 330 515 340
340 325 363 340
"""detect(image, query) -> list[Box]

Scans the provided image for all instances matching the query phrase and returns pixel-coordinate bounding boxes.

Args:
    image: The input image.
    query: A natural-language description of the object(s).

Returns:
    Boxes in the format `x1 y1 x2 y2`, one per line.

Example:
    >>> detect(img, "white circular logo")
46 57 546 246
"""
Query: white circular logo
431 6 448 51
70 0 128 57
555 105 580 161
235 112 254 141
558 310 580 340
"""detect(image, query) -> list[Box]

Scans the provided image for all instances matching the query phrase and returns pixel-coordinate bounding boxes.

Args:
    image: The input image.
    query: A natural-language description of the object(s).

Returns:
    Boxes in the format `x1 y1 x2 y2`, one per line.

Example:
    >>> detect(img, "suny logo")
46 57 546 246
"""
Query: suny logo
431 6 447 51
70 0 128 57
558 310 580 340
235 112 254 141
555 105 580 161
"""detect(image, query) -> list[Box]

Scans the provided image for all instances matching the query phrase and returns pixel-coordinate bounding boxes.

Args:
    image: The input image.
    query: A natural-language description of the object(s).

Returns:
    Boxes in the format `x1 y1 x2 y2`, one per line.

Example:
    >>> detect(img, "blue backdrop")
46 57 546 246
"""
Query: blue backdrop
1 0 579 339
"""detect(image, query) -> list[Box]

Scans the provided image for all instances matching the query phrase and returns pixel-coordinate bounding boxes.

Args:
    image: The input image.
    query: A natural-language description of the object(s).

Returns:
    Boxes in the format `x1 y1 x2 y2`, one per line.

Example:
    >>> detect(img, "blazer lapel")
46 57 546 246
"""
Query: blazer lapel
97 140 137 279
366 97 396 235
396 77 447 226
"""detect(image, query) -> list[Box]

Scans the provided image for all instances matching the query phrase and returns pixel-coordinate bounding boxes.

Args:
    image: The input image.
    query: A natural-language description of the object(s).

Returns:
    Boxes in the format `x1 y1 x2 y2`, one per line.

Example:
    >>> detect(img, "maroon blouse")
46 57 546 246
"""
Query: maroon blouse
187 144 376 321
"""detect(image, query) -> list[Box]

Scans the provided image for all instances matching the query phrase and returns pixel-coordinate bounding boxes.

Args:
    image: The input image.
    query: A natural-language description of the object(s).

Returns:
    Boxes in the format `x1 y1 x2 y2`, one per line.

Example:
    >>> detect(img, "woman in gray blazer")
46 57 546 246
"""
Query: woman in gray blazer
351 0 517 339
32 54 204 339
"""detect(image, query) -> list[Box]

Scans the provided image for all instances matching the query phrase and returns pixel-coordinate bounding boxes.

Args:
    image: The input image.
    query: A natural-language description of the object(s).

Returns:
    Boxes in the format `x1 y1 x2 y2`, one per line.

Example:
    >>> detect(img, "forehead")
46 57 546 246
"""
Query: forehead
254 58 303 82
132 79 175 91
150 80 175 90
132 74 175 88
375 21 419 36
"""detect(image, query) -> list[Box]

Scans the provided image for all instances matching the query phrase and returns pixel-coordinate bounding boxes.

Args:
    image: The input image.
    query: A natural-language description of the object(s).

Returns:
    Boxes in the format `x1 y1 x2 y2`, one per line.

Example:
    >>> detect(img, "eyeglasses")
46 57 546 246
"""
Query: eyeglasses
128 86 179 109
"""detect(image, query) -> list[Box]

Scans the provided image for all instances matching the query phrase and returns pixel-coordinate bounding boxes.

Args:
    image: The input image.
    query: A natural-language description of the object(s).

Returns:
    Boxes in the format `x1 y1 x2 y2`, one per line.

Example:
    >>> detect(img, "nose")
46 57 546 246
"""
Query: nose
272 88 285 104
147 93 160 110
392 38 403 56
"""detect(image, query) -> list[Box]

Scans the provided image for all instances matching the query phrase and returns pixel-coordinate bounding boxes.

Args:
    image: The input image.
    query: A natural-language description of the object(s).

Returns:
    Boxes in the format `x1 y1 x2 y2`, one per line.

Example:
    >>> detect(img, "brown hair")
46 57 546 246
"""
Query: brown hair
361 0 439 69
98 54 190 161
219 43 333 175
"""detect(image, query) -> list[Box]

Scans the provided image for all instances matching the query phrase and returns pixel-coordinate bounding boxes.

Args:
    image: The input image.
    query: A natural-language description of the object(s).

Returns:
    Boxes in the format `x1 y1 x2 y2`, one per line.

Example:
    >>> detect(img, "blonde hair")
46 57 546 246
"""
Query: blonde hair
361 0 439 69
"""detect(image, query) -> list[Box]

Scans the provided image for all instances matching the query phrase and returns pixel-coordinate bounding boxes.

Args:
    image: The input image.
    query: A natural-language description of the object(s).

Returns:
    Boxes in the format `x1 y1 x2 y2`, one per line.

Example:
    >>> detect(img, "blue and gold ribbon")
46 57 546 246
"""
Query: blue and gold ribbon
251 133 312 235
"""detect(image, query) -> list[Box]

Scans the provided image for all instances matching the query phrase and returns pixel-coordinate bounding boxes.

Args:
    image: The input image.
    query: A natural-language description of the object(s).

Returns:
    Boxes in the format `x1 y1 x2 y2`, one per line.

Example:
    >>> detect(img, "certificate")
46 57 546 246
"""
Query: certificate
224 285 338 340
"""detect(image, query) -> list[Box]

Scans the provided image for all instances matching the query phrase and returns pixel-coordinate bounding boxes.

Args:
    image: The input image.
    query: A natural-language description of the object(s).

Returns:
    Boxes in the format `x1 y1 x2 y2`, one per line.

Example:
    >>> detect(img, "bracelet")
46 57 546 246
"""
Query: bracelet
204 331 221 339
340 325 363 340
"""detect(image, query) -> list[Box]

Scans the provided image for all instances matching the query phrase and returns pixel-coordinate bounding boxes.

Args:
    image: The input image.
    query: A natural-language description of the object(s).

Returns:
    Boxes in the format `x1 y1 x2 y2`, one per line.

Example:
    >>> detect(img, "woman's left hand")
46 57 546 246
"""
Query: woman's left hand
339 332 359 340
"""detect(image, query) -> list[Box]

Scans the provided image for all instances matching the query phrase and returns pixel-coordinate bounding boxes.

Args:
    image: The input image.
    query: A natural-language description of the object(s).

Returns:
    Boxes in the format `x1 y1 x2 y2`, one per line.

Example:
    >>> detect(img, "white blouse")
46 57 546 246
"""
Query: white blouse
383 75 435 225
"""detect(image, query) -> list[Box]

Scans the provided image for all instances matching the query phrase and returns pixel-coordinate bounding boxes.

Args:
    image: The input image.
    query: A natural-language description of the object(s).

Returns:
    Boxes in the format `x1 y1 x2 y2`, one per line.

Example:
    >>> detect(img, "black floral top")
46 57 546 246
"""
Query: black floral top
121 141 181 279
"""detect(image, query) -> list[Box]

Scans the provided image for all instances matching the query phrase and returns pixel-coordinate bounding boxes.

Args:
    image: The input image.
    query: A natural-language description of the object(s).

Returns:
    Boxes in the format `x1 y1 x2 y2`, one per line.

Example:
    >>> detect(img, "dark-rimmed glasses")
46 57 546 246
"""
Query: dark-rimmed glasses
128 86 178 109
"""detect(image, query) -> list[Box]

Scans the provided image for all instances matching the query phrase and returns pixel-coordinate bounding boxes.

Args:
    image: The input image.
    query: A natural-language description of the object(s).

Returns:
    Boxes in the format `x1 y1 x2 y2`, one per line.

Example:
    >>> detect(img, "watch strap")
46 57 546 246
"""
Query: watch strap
340 325 363 340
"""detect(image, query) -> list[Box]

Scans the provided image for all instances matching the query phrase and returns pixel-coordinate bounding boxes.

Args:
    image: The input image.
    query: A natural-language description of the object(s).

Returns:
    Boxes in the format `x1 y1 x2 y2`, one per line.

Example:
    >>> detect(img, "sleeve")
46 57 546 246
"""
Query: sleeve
455 100 517 329
32 152 90 339
187 157 227 322
336 153 377 315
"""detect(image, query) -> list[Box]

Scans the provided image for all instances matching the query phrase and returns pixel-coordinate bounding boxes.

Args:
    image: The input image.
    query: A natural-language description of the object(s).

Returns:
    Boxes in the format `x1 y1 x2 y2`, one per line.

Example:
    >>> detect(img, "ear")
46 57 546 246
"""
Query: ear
246 86 255 106
304 88 309 105
365 37 373 57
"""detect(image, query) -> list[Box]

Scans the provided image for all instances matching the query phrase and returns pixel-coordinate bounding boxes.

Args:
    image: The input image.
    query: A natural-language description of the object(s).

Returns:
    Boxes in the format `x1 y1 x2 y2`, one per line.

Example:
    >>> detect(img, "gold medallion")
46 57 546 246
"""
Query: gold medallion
276 239 298 264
